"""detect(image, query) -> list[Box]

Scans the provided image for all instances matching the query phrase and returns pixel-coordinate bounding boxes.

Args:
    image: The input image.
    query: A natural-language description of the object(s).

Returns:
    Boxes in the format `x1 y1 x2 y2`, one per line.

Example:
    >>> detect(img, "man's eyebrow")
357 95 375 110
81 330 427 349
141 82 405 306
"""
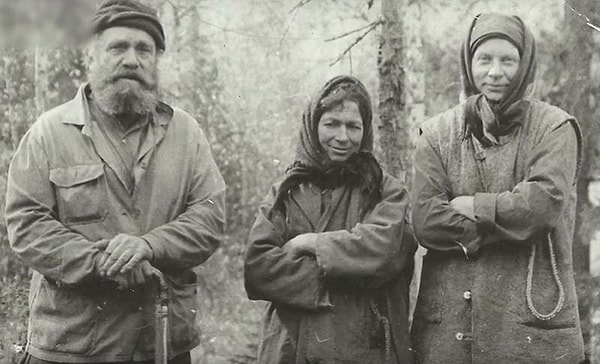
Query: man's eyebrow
134 40 154 48
107 39 129 47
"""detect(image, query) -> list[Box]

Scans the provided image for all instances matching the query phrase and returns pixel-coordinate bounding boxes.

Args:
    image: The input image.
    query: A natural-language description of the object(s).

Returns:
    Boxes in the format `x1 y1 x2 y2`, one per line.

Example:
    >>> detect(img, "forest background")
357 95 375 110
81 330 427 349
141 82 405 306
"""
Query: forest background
1 0 600 363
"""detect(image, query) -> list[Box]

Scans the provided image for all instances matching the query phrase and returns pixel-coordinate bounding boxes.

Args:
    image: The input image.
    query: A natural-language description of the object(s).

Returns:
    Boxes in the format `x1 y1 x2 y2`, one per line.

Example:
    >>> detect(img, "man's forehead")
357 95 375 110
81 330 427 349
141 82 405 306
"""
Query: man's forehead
97 26 156 46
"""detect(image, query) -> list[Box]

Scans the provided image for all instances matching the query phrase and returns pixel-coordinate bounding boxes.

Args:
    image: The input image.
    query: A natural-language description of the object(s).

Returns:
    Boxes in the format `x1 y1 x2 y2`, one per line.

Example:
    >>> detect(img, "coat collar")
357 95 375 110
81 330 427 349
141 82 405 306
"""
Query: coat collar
289 183 349 233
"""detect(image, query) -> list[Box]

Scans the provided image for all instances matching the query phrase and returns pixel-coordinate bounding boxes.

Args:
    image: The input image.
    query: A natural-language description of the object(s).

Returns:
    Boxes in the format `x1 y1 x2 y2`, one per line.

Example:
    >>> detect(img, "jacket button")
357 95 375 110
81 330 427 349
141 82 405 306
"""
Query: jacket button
463 290 472 300
455 332 464 341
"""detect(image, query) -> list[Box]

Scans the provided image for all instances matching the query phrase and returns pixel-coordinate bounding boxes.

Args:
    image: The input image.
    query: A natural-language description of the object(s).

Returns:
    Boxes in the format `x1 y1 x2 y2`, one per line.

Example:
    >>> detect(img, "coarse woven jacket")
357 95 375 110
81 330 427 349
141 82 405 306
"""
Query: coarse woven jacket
5 84 226 363
244 174 416 364
410 98 585 364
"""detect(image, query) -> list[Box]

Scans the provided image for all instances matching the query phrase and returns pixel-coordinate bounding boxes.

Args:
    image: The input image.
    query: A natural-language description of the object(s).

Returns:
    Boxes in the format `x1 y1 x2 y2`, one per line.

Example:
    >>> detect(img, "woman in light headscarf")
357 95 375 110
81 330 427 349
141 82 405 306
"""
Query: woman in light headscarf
410 13 585 363
244 75 416 363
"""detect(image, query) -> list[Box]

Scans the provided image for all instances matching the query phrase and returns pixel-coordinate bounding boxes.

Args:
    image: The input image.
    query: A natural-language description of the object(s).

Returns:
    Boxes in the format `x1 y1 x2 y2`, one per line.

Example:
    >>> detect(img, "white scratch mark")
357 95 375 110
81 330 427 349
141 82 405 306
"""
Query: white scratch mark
565 0 600 32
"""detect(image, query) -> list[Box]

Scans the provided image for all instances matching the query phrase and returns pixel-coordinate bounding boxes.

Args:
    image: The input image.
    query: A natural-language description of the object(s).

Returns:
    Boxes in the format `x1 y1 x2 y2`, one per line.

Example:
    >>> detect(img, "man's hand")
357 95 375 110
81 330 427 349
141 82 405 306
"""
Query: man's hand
283 233 318 259
589 180 600 207
97 234 153 277
450 196 475 221
108 260 155 289
112 260 155 289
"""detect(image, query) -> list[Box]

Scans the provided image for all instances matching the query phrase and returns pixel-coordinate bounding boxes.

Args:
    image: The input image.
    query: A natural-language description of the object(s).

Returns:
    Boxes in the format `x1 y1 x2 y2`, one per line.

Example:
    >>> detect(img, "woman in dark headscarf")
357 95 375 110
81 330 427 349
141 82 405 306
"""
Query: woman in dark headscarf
244 75 416 364
411 13 585 363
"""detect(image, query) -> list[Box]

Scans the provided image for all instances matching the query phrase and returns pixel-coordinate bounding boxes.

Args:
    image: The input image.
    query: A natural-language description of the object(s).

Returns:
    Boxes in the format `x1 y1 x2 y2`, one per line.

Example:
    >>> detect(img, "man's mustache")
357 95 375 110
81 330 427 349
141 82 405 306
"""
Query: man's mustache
110 72 152 86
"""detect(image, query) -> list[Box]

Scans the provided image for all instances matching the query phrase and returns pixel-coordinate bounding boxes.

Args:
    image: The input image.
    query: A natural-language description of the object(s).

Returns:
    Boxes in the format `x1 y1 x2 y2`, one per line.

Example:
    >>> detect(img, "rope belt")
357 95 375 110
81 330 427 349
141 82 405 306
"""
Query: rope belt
370 301 391 363
525 233 565 320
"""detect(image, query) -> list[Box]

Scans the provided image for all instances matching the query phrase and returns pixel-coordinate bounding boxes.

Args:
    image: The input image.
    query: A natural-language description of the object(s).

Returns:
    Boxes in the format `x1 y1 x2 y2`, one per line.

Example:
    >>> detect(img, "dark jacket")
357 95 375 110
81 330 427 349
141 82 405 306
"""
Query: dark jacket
411 98 585 363
245 174 416 364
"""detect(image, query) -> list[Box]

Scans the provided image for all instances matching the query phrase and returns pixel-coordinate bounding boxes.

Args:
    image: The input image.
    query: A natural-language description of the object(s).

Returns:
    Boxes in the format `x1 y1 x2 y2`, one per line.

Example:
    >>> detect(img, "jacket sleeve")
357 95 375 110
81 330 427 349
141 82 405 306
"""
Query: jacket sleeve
411 127 481 255
472 121 578 249
244 185 332 311
142 126 225 271
6 130 104 286
314 175 416 287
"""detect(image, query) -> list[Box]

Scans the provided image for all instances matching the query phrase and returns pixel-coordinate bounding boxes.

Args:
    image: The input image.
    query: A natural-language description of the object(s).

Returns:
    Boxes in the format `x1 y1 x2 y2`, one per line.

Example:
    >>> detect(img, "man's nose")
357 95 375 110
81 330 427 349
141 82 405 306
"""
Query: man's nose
121 48 140 68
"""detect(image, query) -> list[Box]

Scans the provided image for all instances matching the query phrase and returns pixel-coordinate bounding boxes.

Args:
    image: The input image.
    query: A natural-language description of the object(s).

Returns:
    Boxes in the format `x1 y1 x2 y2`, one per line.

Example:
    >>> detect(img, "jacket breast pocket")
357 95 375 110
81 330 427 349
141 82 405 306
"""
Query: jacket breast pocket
49 164 107 225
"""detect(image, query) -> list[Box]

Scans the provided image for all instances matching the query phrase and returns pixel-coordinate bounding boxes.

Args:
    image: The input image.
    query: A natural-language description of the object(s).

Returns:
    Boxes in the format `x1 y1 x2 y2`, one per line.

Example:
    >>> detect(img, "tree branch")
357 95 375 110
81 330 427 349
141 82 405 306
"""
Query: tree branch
324 20 381 42
290 0 314 14
329 19 384 66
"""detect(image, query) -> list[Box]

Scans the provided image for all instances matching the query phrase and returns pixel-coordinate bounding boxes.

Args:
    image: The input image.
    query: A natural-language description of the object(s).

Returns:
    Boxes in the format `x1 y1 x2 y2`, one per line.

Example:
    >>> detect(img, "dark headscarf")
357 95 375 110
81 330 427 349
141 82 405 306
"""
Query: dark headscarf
460 13 536 144
92 0 166 52
269 75 383 216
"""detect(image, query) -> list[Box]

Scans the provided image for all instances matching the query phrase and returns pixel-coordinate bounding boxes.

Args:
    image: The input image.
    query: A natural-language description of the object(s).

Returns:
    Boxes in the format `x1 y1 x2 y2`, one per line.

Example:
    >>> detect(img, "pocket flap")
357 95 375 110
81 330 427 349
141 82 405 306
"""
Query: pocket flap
50 164 105 187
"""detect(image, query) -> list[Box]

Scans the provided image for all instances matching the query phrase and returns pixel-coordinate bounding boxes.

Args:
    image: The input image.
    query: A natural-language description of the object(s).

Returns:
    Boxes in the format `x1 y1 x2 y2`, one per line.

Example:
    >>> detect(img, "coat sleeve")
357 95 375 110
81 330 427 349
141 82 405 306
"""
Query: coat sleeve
6 129 105 286
314 175 416 287
244 185 332 310
472 121 578 249
411 127 481 255
142 125 226 271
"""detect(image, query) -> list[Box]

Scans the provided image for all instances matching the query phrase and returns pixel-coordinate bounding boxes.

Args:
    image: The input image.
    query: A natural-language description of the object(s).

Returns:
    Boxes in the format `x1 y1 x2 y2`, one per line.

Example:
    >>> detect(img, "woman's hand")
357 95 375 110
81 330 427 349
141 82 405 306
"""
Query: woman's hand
450 196 476 221
283 233 318 258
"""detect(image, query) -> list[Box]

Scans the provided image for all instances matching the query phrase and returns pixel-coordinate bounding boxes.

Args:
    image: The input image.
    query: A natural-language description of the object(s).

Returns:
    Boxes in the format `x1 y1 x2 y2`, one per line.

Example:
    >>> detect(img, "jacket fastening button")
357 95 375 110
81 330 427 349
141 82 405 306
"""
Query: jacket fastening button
455 332 464 341
463 290 472 300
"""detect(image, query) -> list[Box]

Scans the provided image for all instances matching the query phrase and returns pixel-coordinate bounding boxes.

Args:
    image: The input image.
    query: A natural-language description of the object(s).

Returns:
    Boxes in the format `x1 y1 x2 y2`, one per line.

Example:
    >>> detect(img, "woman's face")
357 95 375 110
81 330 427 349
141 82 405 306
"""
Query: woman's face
471 38 521 102
317 100 364 162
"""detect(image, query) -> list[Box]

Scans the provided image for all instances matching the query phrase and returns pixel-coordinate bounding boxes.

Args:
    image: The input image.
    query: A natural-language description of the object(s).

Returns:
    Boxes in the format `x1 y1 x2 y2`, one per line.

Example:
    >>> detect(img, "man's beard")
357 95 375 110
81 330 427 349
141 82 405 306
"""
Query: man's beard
89 66 159 118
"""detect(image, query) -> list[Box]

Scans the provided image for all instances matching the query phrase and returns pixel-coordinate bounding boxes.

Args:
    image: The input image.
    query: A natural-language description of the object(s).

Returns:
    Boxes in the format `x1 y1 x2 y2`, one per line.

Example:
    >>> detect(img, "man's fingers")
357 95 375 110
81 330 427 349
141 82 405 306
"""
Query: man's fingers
141 261 154 279
112 274 129 290
94 239 110 250
99 253 118 275
119 253 143 274
104 235 124 255
132 268 146 286
99 238 124 272
97 252 110 276
106 249 135 277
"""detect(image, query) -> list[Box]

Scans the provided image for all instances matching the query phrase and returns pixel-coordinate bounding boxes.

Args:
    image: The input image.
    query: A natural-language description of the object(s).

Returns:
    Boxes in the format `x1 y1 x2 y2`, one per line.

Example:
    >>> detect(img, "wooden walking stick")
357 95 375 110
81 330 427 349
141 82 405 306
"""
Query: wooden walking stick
151 267 169 364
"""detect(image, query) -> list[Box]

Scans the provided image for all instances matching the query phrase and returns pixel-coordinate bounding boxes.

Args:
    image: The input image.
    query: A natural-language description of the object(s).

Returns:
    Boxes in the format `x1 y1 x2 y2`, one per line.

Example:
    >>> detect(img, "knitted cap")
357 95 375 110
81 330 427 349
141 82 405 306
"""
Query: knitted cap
92 0 165 51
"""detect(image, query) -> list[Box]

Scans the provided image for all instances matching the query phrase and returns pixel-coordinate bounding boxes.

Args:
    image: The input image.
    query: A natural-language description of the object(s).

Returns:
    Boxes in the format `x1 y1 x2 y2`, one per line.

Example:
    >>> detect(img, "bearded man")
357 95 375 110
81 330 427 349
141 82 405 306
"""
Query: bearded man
5 1 225 363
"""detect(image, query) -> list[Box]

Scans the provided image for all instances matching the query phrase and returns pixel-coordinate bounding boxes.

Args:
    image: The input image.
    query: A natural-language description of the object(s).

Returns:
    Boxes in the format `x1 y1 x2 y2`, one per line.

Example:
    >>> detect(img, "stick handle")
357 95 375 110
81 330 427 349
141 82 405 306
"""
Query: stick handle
152 267 169 364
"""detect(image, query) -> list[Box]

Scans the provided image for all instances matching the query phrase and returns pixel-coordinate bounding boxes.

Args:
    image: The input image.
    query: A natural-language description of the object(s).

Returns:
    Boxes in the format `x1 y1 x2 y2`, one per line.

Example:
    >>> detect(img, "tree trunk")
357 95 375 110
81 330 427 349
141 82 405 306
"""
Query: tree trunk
377 0 408 182
34 46 48 117
404 0 425 159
